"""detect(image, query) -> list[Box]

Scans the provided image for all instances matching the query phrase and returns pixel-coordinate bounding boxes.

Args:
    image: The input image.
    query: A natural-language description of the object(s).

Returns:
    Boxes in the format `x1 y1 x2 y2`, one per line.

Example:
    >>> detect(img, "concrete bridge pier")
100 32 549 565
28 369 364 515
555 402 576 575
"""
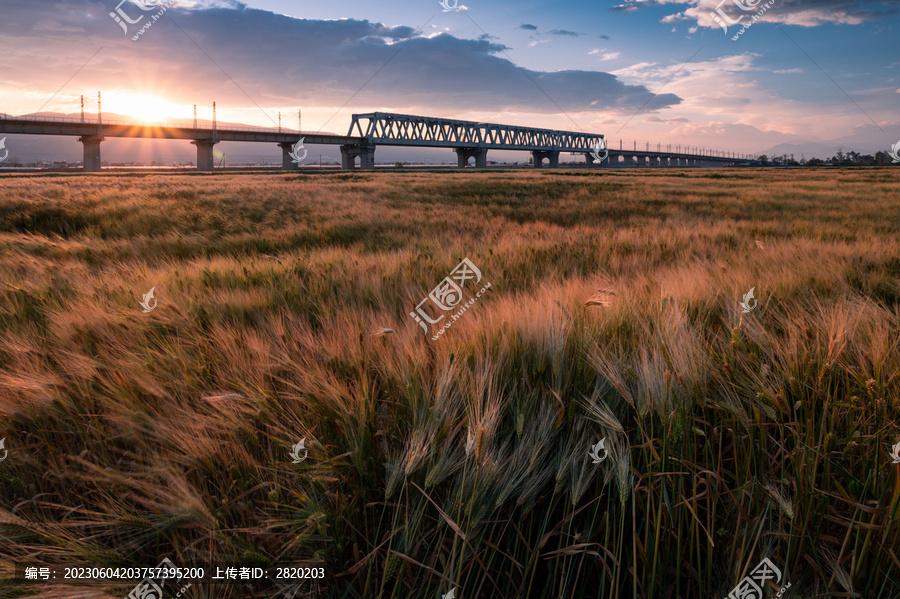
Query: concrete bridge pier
340 143 376 169
456 147 487 168
192 140 219 171
531 150 559 168
79 136 103 173
585 152 607 166
278 142 301 170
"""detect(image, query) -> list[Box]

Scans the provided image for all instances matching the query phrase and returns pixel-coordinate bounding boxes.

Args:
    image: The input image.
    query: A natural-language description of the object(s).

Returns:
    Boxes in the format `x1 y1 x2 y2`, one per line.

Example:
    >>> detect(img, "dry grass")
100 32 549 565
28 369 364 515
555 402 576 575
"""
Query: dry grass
0 168 899 598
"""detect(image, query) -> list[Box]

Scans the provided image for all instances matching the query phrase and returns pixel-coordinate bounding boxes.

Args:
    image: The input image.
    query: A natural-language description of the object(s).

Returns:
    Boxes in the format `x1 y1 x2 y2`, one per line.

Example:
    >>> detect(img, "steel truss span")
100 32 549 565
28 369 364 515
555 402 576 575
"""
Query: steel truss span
348 112 604 152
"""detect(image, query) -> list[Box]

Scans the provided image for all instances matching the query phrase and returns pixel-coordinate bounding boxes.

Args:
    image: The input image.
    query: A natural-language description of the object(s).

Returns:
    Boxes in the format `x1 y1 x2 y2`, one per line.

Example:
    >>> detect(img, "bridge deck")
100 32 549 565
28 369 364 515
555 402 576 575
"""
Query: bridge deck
0 113 752 167
0 116 358 145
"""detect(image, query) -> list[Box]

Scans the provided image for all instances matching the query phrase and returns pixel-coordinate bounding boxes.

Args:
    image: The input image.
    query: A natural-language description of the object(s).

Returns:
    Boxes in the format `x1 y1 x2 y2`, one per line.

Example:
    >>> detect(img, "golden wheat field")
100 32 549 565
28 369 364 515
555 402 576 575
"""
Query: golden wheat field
1 168 899 599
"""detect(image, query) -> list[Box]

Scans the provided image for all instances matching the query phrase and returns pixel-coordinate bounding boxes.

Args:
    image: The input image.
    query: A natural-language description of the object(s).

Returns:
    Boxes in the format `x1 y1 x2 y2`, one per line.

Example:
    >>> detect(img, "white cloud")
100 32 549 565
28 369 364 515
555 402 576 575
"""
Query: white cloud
661 12 690 23
609 53 835 144
621 0 895 31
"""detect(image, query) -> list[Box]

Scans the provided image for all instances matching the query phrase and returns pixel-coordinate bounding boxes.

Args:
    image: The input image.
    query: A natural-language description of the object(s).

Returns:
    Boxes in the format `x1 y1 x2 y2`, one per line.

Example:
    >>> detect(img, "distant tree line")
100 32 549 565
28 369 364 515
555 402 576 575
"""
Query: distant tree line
754 148 897 166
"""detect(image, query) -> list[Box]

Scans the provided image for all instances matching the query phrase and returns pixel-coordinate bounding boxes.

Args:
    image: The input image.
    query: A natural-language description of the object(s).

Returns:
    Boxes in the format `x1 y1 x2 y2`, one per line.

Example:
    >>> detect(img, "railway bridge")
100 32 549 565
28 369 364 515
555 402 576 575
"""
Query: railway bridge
347 113 751 168
0 111 754 172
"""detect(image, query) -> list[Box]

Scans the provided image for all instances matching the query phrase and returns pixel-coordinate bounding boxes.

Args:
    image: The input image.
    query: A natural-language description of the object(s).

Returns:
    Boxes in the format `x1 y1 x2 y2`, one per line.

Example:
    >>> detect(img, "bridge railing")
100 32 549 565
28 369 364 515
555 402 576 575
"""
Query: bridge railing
0 114 343 136
1 113 195 128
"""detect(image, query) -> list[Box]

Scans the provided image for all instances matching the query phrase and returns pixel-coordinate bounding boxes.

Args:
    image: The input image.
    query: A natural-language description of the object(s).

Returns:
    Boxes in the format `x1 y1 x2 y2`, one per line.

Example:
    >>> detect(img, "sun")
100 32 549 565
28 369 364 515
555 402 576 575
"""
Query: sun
101 92 187 124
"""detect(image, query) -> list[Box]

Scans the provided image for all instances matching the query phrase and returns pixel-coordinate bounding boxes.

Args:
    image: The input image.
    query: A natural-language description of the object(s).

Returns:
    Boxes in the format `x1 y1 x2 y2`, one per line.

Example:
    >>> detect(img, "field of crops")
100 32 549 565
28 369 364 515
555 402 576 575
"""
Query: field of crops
1 168 899 598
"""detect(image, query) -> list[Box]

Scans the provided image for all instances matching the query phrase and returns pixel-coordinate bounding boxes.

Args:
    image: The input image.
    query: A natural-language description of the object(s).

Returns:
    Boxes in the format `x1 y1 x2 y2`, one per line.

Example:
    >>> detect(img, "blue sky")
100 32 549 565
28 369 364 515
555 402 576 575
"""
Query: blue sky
0 0 897 161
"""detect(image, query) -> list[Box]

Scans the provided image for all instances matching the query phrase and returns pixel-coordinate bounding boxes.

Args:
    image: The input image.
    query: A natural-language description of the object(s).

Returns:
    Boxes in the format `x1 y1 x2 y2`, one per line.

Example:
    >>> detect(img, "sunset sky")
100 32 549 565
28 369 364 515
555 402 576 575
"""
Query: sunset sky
1 0 898 162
